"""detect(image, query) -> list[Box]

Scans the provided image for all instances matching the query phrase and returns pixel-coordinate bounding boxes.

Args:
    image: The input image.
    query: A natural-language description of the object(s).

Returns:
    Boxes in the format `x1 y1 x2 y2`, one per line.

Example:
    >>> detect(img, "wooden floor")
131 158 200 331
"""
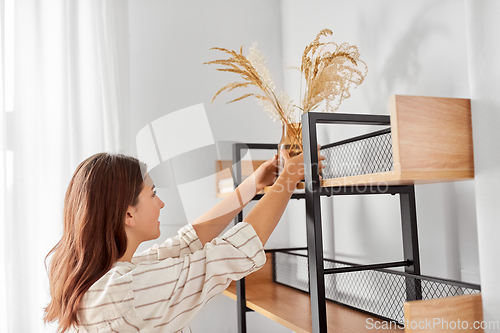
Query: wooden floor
223 253 401 333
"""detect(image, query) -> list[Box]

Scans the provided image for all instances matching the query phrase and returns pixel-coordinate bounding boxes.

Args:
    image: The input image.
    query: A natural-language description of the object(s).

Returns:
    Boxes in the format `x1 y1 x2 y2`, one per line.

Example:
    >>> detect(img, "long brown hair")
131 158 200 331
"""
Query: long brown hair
44 153 146 332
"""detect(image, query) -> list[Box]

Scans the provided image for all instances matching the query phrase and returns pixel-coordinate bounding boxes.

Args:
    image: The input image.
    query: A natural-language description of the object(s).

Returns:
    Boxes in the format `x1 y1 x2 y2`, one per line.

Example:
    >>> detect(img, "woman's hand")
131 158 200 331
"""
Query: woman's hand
253 155 279 192
280 144 326 183
318 145 326 179
279 150 304 183
244 145 325 246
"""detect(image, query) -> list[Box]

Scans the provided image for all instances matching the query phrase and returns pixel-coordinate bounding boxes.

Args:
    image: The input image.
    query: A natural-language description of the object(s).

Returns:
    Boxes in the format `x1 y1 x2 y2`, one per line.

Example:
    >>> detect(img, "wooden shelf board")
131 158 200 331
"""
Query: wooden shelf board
217 183 305 198
320 170 474 188
216 189 266 199
219 168 474 196
223 254 400 333
404 293 484 333
247 169 473 196
217 96 474 195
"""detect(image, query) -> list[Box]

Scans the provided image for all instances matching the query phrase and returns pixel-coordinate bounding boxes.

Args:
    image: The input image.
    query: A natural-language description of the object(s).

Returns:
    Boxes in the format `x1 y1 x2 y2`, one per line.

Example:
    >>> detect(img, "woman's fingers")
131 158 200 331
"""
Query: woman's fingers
266 154 277 166
280 148 325 174
318 145 323 180
317 145 325 166
317 144 326 172
280 149 290 161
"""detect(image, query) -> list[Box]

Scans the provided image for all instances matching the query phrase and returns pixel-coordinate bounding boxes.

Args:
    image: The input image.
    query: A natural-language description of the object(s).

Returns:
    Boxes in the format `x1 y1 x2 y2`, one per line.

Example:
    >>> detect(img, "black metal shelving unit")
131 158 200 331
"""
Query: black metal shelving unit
231 143 305 333
230 112 480 333
302 112 420 333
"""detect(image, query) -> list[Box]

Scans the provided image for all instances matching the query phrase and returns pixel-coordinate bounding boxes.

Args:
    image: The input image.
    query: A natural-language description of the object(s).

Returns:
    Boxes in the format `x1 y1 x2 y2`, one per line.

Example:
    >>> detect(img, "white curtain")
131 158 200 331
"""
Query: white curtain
0 0 129 331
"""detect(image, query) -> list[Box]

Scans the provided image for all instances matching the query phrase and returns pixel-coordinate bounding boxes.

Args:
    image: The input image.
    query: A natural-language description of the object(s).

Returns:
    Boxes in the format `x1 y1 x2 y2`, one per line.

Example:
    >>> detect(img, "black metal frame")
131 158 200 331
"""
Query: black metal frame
231 113 421 333
302 112 421 333
320 127 392 150
231 143 304 333
271 249 480 326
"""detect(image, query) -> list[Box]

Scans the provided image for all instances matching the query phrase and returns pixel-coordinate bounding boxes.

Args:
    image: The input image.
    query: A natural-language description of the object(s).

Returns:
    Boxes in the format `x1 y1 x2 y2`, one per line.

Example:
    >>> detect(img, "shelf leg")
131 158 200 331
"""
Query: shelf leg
232 144 248 333
236 277 247 333
303 113 328 333
399 185 422 301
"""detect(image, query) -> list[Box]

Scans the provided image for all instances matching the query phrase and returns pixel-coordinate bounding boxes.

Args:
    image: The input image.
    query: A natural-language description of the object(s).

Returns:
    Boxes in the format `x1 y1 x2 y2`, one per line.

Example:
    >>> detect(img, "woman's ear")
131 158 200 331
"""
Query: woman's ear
124 207 136 227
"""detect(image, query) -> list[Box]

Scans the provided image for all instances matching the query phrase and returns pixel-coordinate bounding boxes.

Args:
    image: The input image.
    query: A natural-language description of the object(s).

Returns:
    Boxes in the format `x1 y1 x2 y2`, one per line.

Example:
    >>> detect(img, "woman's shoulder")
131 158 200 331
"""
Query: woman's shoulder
77 264 136 329
87 262 135 293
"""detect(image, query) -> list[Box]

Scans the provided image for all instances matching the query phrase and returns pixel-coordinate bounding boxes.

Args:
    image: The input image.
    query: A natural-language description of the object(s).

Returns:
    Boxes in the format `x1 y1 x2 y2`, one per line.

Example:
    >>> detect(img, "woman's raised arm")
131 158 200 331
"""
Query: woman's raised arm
242 150 306 246
191 155 278 245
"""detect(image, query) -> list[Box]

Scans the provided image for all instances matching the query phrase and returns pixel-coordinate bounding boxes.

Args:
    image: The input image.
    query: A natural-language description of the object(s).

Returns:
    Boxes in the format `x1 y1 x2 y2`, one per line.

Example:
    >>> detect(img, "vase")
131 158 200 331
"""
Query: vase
277 122 303 176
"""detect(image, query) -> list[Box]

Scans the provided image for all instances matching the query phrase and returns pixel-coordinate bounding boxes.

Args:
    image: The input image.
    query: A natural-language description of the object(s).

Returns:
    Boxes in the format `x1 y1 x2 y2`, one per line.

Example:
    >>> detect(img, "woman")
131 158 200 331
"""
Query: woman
44 148 324 332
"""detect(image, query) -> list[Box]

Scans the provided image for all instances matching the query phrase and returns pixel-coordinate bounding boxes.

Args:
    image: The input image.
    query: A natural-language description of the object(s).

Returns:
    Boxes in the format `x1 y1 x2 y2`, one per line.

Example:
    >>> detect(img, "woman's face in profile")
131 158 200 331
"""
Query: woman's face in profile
130 173 165 241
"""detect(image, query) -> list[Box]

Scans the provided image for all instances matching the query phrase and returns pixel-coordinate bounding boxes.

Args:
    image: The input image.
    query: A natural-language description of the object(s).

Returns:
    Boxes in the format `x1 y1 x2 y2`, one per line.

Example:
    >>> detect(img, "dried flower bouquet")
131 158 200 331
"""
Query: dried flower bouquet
204 28 367 155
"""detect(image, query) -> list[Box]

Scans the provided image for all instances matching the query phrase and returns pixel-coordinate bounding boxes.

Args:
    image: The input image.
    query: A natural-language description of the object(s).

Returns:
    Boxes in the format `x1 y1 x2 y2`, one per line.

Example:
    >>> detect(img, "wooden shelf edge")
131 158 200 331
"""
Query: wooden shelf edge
222 289 237 301
219 169 474 197
404 293 483 333
222 289 308 333
218 183 305 198
320 169 474 188
222 251 401 333
223 282 402 333
216 188 269 198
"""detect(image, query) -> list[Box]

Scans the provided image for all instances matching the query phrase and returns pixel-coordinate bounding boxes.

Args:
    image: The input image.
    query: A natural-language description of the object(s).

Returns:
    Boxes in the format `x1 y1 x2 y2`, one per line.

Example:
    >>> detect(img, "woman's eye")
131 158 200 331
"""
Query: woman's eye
152 190 157 197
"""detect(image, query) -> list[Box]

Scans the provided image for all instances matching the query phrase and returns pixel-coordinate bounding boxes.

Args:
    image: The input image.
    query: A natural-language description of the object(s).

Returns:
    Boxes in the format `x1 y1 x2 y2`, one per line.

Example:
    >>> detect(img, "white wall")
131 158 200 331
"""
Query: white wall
128 1 294 332
128 0 292 248
465 0 500 329
127 0 487 331
282 0 479 285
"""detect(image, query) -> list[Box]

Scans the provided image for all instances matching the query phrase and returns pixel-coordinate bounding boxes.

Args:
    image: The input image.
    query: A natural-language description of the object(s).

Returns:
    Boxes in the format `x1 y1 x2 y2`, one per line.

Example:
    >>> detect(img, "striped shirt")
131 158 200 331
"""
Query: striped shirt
71 222 265 333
